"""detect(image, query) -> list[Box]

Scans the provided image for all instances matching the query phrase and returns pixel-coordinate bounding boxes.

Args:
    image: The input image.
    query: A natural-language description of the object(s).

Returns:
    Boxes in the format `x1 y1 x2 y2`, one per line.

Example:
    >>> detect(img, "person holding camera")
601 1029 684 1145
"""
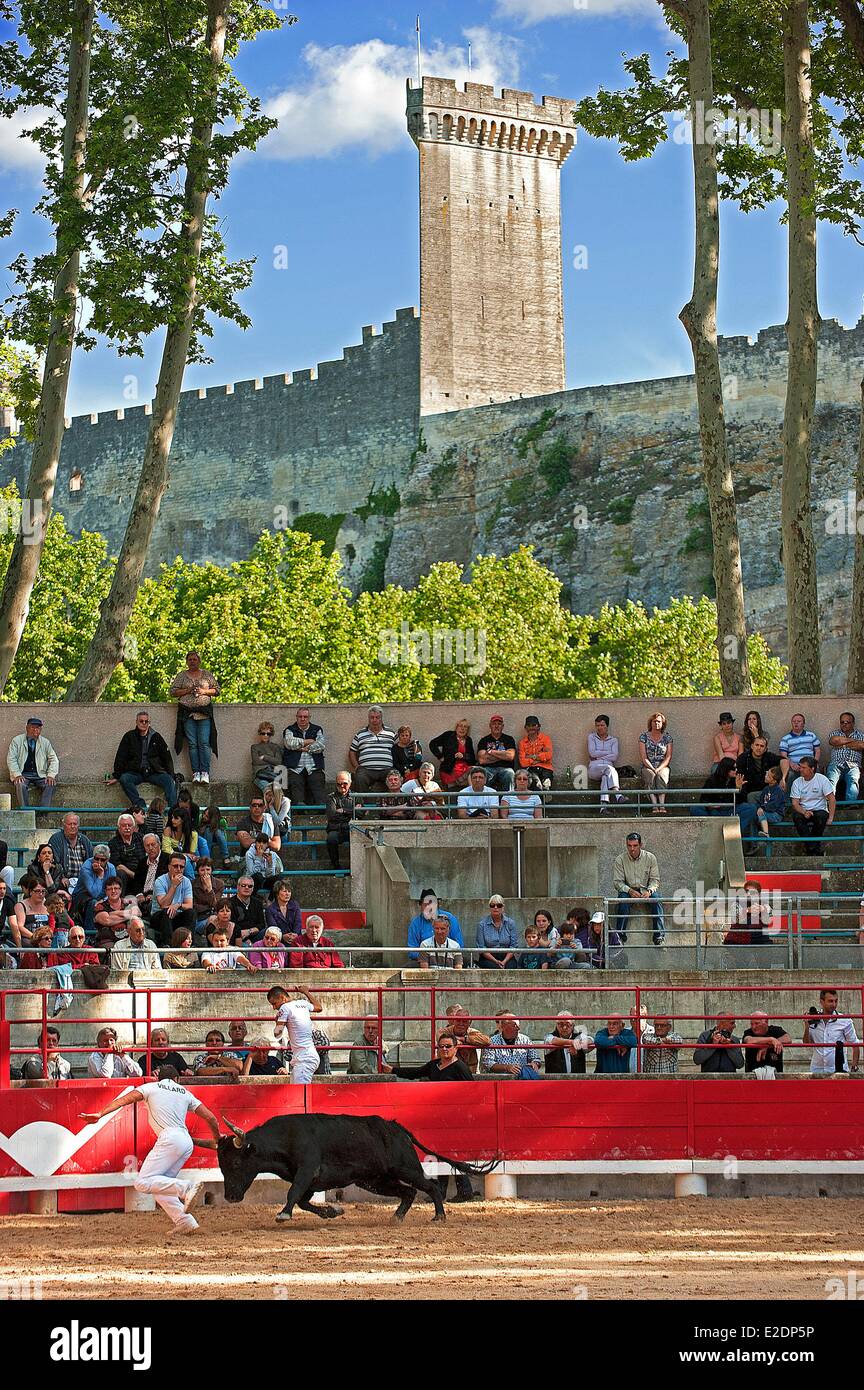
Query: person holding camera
693 1012 745 1073
804 988 860 1074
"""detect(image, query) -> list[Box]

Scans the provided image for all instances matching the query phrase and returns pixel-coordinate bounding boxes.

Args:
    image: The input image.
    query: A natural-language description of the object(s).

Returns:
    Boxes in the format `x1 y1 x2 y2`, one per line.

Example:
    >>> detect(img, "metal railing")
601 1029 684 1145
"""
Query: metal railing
349 786 739 818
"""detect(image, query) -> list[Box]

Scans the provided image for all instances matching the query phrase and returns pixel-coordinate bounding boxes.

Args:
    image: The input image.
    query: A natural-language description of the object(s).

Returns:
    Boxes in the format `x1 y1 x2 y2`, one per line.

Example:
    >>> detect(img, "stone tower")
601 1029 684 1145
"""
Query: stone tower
406 77 576 416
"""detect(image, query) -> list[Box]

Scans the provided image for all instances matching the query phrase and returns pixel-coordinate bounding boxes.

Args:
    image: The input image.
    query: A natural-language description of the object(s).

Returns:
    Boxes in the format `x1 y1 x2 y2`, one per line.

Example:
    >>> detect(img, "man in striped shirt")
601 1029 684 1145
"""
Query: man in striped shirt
779 714 821 782
349 706 397 793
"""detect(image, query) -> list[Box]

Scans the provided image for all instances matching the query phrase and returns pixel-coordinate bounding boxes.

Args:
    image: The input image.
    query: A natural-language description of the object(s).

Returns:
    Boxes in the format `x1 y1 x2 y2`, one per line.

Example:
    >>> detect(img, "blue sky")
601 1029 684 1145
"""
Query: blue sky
1 0 862 416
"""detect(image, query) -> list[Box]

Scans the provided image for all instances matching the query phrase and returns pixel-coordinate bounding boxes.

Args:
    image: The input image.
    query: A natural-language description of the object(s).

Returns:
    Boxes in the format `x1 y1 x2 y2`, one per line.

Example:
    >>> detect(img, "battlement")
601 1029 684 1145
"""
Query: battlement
407 77 576 163
717 315 864 362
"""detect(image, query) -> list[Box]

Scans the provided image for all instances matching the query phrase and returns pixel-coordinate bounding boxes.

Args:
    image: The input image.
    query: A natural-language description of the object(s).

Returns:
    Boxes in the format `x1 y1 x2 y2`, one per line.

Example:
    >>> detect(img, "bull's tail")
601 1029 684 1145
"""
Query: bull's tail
396 1122 500 1176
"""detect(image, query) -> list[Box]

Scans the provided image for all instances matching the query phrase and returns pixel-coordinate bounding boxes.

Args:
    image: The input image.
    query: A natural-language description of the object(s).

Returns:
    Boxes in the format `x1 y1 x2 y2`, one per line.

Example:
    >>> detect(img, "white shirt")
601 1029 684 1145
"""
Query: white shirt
201 949 243 970
275 999 317 1061
138 1078 201 1136
87 1051 143 1079
418 936 463 967
790 773 834 812
808 1013 859 1074
456 789 500 815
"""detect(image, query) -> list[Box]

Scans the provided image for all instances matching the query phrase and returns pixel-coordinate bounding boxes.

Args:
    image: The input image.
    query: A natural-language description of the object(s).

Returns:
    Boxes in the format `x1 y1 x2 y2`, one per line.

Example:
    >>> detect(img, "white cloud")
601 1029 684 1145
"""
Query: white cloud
260 27 522 161
0 109 48 175
495 0 659 23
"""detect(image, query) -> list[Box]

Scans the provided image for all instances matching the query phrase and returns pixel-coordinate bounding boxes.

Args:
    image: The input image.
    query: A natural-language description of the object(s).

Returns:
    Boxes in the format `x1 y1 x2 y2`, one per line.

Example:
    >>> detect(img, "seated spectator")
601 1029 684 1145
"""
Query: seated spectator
18 924 55 969
94 878 142 947
741 1011 792 1073
87 1026 143 1079
691 757 740 817
444 1005 491 1075
593 1015 639 1073
161 809 198 865
205 894 236 943
172 787 201 834
16 879 52 945
110 710 176 811
544 1011 595 1074
27 843 62 894
110 918 161 970
229 875 266 945
738 765 788 849
0 837 12 893
639 712 673 813
517 715 554 791
163 925 198 969
429 718 475 790
244 833 283 892
519 925 548 970
73 846 118 930
251 721 283 792
379 768 413 820
475 894 518 968
418 915 464 969
532 908 559 949
21 1025 71 1081
47 814 93 895
108 813 145 891
501 769 543 820
193 1028 244 1077
712 712 743 770
248 926 290 970
779 713 821 783
347 1016 392 1075
46 923 99 969
191 858 220 929
642 1015 684 1074
481 1013 542 1078
200 803 230 865
263 784 291 838
143 795 168 842
456 766 500 819
383 1031 473 1081
235 795 279 858
326 772 354 869
288 913 344 969
7 715 59 808
407 888 463 962
742 709 768 752
401 762 444 819
545 921 592 970
266 878 302 941
826 711 864 803
736 736 783 802
241 1038 288 1077
693 1013 745 1073
393 725 424 780
348 705 397 794
201 928 257 972
588 713 623 810
0 878 21 949
476 715 517 792
131 833 169 919
722 882 773 946
790 757 835 855
281 706 326 810
150 852 195 946
224 1018 251 1069
137 1027 191 1077
612 832 665 945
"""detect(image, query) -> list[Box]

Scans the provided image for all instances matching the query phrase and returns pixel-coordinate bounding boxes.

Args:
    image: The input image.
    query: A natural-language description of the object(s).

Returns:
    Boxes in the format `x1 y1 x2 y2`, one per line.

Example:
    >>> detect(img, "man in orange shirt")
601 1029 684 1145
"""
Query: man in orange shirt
518 716 555 790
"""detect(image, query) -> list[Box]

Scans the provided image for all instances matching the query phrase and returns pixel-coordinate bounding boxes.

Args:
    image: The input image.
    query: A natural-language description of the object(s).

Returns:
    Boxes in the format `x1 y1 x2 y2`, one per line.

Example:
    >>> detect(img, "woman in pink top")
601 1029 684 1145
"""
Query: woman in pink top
712 712 743 769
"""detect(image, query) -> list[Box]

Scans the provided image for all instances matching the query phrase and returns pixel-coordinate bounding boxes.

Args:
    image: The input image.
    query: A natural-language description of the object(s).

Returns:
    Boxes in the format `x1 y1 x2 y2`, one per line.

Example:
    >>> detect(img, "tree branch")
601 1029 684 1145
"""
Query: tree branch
831 0 864 68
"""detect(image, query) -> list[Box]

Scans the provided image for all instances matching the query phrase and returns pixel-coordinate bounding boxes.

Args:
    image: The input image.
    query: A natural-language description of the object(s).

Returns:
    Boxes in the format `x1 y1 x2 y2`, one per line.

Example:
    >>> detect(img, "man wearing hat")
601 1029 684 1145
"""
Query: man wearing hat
575 909 622 969
518 715 555 790
612 832 665 945
7 717 60 808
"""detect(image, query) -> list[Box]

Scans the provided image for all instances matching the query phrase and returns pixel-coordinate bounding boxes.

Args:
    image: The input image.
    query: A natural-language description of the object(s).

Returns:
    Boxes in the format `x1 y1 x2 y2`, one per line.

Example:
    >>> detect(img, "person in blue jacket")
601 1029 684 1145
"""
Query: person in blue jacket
594 1015 639 1073
407 887 463 962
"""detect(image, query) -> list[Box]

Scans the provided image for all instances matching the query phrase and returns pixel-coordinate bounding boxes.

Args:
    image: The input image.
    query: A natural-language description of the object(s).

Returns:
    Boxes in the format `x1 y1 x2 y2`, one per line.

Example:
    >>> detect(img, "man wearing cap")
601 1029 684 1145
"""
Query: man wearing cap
518 716 554 790
476 715 517 792
575 910 622 969
7 717 59 808
693 1013 745 1073
612 833 665 945
475 895 518 968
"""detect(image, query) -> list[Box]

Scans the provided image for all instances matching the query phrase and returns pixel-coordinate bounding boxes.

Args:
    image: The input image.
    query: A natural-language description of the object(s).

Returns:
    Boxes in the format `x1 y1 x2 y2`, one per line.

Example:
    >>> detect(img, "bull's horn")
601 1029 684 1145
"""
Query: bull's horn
222 1115 246 1147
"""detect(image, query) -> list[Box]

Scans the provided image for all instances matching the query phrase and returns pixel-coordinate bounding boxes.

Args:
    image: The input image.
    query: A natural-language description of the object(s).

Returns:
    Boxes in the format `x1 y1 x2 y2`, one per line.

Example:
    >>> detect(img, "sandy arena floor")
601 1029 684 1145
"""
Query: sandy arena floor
2 1197 863 1299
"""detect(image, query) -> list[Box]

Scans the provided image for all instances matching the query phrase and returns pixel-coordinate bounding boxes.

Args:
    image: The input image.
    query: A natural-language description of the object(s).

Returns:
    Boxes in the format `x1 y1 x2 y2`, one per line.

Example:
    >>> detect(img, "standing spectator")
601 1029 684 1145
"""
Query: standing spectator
288 914 344 969
456 766 500 818
642 1015 685 1075
712 713 743 771
429 718 475 791
349 706 397 794
251 721 283 792
612 832 665 944
392 725 424 780
326 772 354 868
518 715 554 790
21 1025 71 1081
544 1011 595 1074
88 1027 143 1079
407 888 463 961
639 712 673 813
347 1017 391 1076
229 875 266 945
266 878 302 941
445 1005 491 1075
779 713 821 783
401 762 444 819
235 796 279 857
741 1012 792 1073
281 707 327 810
7 716 59 808
110 711 176 810
588 713 623 810
501 769 543 820
131 834 169 921
804 988 860 1074
693 1013 745 1073
790 757 835 855
169 650 220 786
593 1015 639 1073
109 813 145 891
476 715 517 792
244 833 283 892
481 1013 542 1078
575 909 621 969
475 894 518 968
150 853 194 945
826 712 864 804
418 915 464 969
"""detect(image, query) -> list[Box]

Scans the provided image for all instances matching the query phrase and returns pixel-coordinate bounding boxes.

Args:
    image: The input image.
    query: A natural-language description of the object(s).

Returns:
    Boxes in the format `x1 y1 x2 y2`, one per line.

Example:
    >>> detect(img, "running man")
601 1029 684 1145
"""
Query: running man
79 1065 219 1234
267 984 323 1083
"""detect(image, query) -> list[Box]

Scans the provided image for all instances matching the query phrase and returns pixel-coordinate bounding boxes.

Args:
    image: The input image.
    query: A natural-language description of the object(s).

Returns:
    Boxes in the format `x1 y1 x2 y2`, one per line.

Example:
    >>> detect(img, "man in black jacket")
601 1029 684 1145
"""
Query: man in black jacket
112 711 177 811
131 834 170 921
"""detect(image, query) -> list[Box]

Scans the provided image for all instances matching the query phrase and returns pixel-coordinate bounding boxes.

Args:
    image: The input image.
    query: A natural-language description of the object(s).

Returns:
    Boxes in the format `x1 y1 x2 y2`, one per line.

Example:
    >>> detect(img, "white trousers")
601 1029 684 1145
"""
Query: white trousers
134 1127 196 1228
589 760 620 802
290 1056 318 1085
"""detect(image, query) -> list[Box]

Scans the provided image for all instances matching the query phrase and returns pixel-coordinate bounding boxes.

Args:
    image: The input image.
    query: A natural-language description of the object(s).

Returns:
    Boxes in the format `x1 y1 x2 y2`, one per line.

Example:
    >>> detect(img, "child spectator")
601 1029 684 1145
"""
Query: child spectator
519 925 547 970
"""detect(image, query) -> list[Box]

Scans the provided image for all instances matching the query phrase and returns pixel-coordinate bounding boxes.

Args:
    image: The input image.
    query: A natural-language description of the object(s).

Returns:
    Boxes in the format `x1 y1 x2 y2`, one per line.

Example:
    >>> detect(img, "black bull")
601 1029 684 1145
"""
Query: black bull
215 1113 498 1222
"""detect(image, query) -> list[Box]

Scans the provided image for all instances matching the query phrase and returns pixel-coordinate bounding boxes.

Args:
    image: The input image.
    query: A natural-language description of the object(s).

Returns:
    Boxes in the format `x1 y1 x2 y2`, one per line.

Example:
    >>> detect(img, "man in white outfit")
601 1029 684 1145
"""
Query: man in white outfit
80 1066 220 1234
267 984 323 1083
